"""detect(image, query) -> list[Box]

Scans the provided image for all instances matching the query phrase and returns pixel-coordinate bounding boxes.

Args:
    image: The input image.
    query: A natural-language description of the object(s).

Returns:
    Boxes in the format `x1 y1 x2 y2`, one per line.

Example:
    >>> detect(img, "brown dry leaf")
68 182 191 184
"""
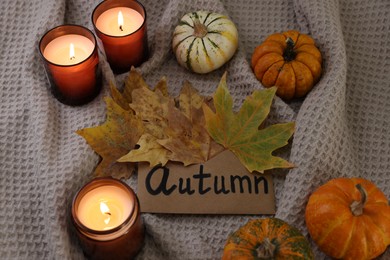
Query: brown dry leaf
130 86 170 140
158 101 210 165
160 83 224 164
122 67 149 103
110 67 169 110
153 76 168 96
110 82 130 110
119 77 223 166
177 81 204 116
76 97 144 178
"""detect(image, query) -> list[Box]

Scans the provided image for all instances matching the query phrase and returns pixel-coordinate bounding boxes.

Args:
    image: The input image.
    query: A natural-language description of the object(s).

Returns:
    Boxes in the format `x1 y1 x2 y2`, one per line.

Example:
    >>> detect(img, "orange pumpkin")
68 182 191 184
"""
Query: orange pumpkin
222 218 314 259
251 30 322 100
305 178 390 259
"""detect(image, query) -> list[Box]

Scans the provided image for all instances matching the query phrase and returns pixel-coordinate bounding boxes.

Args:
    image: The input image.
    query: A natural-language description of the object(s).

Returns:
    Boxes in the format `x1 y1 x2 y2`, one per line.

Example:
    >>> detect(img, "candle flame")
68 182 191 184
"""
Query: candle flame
100 202 111 225
118 11 124 31
69 43 75 60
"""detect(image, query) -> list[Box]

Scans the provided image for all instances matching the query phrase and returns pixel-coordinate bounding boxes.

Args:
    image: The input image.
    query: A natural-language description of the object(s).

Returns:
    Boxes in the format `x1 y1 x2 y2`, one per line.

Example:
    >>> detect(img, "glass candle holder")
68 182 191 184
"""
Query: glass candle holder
92 0 149 74
39 25 102 106
71 177 145 260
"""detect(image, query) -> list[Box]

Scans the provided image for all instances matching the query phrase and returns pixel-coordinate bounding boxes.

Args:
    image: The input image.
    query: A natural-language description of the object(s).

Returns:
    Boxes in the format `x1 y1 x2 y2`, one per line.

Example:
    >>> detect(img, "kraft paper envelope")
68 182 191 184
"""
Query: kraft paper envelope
137 150 275 214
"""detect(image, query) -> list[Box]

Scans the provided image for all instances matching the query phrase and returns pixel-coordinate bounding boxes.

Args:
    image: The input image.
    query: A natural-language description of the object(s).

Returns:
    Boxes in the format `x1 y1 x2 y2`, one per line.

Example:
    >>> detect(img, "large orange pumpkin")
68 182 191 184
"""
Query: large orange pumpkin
222 218 314 259
305 178 390 259
251 30 322 100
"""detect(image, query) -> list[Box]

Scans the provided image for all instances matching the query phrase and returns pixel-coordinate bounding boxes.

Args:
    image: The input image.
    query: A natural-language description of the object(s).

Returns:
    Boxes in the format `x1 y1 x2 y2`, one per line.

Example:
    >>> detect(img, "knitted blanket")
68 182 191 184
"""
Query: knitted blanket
1 0 389 259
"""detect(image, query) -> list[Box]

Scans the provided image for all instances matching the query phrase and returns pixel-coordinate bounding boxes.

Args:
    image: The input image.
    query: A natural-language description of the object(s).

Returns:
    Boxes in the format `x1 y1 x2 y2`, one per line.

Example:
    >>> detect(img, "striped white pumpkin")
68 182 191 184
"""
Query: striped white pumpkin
172 11 238 74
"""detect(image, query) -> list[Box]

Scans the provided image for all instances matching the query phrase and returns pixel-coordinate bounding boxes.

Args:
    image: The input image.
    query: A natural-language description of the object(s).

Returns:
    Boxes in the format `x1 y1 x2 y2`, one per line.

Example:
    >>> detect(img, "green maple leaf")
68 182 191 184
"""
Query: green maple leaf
203 73 295 173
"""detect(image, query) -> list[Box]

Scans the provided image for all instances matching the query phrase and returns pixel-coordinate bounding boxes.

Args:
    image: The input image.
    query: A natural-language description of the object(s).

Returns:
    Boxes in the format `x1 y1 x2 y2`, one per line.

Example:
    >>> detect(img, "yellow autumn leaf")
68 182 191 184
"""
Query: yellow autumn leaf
118 133 171 166
76 97 144 178
110 67 168 110
130 85 170 140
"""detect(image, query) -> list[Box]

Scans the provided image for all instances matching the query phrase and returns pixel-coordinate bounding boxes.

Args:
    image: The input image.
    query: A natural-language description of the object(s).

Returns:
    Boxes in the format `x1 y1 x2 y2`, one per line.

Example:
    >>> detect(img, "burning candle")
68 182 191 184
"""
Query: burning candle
95 7 144 37
39 25 102 106
72 177 144 259
77 185 133 231
92 0 149 74
43 35 94 66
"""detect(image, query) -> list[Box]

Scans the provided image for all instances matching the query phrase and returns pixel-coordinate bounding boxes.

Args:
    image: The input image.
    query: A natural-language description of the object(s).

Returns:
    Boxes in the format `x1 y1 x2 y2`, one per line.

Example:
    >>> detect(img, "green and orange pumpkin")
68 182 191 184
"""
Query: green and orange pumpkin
222 218 313 259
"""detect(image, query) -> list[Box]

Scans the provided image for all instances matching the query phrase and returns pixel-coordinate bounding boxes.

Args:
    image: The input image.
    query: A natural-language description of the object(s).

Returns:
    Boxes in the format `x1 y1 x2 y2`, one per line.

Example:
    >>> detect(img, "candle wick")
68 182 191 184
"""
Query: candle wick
70 56 75 60
105 212 111 216
119 25 123 31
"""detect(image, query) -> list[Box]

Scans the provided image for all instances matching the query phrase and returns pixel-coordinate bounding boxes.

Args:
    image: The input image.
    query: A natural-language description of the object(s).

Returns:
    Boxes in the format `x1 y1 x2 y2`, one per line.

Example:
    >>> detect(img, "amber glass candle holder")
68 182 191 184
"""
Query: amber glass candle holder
92 0 149 74
71 177 145 260
39 25 102 106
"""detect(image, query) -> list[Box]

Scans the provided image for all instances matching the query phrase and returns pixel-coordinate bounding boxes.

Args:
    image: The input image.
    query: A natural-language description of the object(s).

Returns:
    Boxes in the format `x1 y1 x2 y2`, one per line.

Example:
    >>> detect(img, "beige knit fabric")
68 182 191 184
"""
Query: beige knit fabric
0 0 389 259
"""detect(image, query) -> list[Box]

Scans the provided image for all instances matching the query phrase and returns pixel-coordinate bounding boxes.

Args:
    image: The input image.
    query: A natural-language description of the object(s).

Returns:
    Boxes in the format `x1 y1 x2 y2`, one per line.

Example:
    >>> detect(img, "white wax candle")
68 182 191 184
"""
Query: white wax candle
77 185 133 231
43 34 94 66
96 7 144 36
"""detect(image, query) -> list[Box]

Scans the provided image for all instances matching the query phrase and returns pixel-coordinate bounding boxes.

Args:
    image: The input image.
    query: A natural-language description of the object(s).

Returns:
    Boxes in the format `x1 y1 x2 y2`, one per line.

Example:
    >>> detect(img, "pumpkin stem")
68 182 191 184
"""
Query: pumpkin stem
283 37 296 62
350 184 367 216
255 237 276 259
193 19 208 38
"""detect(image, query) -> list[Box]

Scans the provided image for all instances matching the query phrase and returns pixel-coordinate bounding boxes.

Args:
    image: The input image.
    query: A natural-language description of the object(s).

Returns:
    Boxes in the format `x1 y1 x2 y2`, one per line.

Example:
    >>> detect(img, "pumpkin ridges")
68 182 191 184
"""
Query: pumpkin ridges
274 63 295 99
346 217 369 260
295 46 322 64
264 33 287 47
305 193 352 246
262 60 285 87
278 236 312 257
185 38 197 72
360 214 388 258
208 30 237 44
291 61 314 98
338 218 357 258
294 33 315 49
314 210 352 246
173 35 192 53
362 205 390 248
251 41 284 68
295 52 322 82
363 204 390 241
202 12 212 24
253 53 284 80
200 38 214 69
205 16 224 27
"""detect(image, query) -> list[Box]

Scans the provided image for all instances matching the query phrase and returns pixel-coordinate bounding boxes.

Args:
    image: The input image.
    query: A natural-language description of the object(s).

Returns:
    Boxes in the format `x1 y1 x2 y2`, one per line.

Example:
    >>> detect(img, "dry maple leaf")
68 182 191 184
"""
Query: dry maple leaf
130 84 170 140
76 97 144 178
203 73 295 173
158 83 224 165
119 75 223 166
110 67 169 111
157 99 211 165
118 133 171 166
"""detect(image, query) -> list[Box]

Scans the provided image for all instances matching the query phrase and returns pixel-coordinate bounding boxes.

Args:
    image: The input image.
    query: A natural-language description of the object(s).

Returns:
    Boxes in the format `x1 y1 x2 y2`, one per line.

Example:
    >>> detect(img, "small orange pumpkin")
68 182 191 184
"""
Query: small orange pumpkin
222 218 314 259
305 178 390 259
251 30 322 100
